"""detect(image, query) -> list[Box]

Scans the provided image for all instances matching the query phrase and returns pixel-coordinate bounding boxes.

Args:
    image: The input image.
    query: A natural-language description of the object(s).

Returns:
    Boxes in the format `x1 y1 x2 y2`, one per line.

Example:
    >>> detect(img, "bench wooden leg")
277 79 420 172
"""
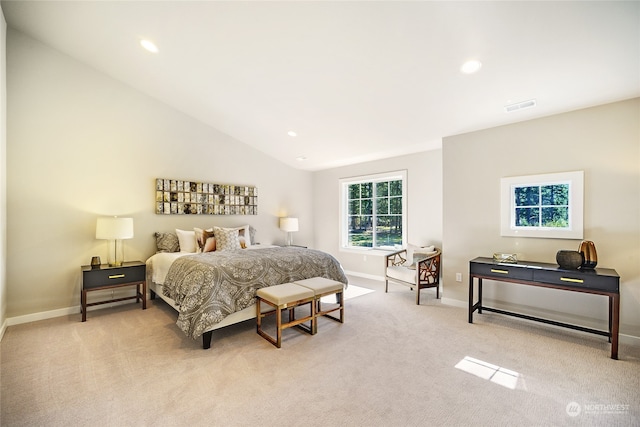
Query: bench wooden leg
256 296 315 348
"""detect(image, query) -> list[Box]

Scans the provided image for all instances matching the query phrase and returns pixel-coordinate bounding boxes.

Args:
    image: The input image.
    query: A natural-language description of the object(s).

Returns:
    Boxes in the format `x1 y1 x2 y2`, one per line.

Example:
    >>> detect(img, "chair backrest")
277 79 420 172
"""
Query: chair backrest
418 249 441 284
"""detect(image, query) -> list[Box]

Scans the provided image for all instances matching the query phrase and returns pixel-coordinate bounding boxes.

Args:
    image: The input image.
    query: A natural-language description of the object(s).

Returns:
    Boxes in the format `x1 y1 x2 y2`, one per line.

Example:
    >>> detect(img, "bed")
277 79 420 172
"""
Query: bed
146 244 348 349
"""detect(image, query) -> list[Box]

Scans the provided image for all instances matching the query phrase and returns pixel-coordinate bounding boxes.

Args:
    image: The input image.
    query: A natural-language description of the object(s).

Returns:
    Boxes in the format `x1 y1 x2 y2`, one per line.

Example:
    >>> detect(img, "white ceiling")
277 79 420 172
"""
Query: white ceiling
2 1 639 171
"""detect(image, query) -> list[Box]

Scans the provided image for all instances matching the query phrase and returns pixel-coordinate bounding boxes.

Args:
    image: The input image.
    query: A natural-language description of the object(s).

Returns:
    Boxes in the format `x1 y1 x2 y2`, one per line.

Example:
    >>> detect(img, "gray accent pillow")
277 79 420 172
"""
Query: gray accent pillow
155 232 180 253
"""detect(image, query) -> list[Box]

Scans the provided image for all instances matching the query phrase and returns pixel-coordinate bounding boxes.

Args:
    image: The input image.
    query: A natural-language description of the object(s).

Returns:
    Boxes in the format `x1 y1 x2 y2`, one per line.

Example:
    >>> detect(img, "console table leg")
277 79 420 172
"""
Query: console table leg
478 279 483 314
608 295 612 343
468 277 474 323
611 294 619 360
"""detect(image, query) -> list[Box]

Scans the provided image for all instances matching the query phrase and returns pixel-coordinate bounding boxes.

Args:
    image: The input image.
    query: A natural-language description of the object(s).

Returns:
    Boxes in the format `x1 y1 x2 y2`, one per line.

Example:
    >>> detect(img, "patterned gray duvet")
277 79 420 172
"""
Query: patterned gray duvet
162 246 348 339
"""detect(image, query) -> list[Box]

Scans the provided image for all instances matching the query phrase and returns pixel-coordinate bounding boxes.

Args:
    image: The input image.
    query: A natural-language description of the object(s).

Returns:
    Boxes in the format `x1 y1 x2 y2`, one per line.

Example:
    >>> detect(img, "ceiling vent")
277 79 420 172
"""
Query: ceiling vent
504 99 537 113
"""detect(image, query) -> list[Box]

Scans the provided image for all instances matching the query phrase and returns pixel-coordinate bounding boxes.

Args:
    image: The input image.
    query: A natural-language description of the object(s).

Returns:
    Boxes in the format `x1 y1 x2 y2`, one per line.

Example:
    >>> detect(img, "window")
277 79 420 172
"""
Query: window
340 171 407 249
500 171 583 239
513 183 569 228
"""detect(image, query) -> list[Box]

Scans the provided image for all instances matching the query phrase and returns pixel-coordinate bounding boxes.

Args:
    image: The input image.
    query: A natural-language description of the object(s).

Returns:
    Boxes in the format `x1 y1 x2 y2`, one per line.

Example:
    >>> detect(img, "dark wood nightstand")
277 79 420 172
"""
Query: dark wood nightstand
81 261 146 322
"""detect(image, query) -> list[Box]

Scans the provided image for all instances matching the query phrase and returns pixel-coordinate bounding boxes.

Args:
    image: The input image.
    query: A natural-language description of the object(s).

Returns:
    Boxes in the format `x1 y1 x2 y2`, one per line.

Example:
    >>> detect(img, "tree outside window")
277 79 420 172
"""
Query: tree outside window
342 171 406 249
514 184 569 228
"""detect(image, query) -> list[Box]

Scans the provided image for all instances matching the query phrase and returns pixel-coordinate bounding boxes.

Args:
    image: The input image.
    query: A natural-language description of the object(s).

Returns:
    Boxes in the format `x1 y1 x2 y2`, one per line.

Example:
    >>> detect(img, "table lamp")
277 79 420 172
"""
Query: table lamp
279 217 298 246
96 217 134 267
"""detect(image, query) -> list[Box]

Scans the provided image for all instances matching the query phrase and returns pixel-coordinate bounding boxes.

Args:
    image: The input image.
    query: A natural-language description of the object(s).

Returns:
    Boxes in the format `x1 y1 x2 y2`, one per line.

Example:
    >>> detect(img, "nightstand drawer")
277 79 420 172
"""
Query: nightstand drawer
469 262 533 281
82 262 145 289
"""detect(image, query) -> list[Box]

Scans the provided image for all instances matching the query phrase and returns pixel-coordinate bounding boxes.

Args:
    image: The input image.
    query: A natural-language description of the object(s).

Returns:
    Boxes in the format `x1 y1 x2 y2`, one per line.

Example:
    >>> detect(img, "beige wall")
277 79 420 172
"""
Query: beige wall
313 149 443 278
1 9 6 335
5 30 314 318
443 98 640 338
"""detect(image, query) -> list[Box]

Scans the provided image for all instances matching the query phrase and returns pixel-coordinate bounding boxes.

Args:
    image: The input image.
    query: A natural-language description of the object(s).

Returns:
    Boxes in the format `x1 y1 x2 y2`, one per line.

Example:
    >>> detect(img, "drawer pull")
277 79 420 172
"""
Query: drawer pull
490 269 509 274
561 277 584 284
108 274 125 279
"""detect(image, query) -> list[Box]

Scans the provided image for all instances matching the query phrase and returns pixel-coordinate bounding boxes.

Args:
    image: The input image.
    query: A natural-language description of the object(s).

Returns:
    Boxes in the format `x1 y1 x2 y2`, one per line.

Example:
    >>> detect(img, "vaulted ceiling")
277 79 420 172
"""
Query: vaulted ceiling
2 1 639 170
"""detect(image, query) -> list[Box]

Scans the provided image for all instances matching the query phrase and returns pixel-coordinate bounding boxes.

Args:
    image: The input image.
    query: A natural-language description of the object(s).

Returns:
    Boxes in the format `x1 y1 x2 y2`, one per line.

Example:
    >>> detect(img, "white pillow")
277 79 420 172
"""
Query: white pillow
237 224 252 247
176 229 197 253
213 227 242 251
406 244 436 265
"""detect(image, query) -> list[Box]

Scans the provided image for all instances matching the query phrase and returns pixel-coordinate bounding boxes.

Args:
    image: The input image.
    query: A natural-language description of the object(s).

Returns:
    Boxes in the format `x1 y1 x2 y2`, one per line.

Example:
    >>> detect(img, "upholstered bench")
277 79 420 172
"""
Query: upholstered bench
294 277 345 334
256 283 316 348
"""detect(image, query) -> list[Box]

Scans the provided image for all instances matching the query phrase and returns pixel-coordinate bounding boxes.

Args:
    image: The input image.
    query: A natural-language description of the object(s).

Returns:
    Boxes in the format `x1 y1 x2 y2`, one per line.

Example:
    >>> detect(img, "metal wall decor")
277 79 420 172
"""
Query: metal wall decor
155 178 258 215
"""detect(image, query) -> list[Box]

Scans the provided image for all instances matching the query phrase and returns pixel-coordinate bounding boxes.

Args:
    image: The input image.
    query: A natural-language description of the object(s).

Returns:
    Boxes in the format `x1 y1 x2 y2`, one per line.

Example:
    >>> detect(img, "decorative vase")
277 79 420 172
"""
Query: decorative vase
90 256 101 269
556 250 583 270
578 240 598 269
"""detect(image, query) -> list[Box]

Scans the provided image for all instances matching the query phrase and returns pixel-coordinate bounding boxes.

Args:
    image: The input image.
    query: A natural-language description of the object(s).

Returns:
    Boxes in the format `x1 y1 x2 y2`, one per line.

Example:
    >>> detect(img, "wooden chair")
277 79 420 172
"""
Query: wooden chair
385 247 441 304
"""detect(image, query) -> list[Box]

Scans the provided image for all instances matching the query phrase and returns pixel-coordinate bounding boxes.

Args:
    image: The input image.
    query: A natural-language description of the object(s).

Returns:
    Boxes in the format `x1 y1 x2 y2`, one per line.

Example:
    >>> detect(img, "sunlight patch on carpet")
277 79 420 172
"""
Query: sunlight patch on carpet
455 356 526 390
321 284 374 303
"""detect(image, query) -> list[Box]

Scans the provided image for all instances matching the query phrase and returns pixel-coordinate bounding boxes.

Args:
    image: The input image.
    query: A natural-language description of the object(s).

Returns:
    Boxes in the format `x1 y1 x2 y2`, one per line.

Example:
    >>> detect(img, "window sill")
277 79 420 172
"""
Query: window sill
339 247 398 256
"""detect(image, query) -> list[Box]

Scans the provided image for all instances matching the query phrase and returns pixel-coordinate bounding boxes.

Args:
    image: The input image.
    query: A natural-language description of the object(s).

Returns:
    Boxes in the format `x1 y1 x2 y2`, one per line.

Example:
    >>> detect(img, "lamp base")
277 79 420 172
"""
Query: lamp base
107 239 125 268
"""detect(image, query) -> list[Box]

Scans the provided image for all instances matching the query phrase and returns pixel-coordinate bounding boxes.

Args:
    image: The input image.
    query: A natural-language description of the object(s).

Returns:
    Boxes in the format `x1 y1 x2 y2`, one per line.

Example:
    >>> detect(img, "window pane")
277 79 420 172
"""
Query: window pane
390 196 402 214
348 215 372 247
361 199 373 215
515 207 539 227
348 184 360 200
514 186 539 206
541 184 568 206
341 171 405 249
376 197 388 215
361 183 373 198
541 207 569 227
376 216 402 246
348 200 359 215
376 181 389 197
389 180 402 196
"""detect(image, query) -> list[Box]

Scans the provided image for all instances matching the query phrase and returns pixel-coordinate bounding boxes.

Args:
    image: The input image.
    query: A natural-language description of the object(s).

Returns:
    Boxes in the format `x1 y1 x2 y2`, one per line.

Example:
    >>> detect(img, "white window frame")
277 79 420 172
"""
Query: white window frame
500 171 584 239
339 170 407 250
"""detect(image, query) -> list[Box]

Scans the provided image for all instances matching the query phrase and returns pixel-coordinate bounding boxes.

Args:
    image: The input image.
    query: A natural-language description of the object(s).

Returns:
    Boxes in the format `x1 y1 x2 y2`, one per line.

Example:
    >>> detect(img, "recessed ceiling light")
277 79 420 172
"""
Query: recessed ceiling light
296 156 307 162
288 131 297 137
140 39 159 53
461 60 482 74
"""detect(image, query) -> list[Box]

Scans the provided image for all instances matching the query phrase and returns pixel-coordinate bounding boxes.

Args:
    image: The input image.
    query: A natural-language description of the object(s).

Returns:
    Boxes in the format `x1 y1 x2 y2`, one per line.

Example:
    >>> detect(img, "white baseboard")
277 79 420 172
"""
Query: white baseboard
344 270 385 282
7 306 78 326
0 318 7 341
6 289 143 327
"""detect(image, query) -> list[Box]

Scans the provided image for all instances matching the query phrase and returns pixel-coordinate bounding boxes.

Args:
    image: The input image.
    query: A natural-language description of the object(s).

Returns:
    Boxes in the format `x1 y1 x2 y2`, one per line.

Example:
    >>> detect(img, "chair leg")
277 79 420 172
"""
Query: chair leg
385 279 388 293
416 287 421 305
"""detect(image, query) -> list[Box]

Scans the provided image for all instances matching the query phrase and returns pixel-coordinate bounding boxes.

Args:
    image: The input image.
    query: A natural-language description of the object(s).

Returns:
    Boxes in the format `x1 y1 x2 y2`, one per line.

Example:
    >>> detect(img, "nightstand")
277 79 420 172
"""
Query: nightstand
81 261 146 322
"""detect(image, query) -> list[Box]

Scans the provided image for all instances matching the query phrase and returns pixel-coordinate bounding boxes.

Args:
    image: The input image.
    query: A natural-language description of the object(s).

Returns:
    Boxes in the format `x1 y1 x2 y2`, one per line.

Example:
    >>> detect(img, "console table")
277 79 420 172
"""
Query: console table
468 257 620 359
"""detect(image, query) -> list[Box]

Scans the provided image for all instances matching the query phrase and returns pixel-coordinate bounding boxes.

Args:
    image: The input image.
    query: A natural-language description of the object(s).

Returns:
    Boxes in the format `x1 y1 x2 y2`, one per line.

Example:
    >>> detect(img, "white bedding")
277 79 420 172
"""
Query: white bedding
147 244 278 285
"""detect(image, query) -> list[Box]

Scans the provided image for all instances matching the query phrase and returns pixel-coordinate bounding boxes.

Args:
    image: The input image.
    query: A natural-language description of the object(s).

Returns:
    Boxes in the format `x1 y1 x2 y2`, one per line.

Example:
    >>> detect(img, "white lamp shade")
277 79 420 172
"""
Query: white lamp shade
96 217 134 240
279 217 299 232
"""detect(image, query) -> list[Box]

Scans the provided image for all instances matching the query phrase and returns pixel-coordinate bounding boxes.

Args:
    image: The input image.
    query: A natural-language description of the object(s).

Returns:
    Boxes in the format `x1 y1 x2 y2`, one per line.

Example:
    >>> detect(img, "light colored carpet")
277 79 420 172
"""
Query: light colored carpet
2 276 639 426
